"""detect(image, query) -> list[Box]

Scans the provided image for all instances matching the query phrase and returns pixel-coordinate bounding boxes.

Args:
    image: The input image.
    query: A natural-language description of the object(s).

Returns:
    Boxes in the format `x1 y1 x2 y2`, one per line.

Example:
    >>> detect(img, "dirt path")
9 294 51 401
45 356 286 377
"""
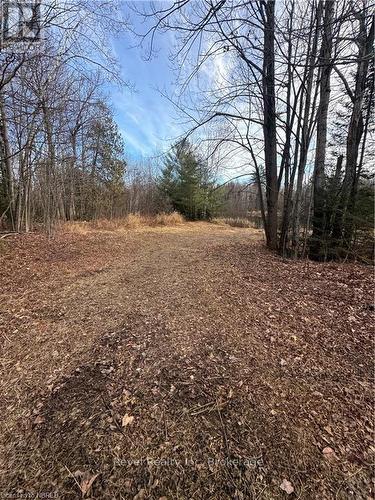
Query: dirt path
0 223 373 499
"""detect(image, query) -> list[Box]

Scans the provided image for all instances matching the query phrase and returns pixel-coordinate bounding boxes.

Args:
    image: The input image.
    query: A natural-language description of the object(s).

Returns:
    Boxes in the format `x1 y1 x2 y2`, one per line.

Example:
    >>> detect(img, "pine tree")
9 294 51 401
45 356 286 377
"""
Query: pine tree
157 140 219 220
157 150 177 211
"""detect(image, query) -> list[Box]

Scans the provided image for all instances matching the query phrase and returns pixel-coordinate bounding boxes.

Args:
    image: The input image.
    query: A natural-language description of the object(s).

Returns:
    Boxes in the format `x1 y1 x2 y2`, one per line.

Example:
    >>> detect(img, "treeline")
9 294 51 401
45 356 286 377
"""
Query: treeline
0 73 127 233
139 0 374 261
1 1 373 262
0 2 240 234
0 1 127 234
117 147 261 223
127 141 263 223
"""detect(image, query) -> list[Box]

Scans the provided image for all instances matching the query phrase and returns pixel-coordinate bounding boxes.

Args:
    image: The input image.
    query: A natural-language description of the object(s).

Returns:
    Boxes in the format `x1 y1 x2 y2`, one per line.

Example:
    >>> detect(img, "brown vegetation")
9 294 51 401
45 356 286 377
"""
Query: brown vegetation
212 217 255 229
63 212 185 234
0 223 373 499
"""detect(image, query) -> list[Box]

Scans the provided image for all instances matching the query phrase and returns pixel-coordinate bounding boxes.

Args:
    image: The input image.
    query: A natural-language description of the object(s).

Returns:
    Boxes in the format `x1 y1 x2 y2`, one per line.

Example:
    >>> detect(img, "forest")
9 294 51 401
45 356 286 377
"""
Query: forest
0 1 374 499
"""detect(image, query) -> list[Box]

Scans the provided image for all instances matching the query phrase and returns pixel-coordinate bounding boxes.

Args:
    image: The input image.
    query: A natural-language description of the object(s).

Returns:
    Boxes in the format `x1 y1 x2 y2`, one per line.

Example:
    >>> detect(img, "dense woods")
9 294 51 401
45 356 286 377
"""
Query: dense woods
0 0 374 260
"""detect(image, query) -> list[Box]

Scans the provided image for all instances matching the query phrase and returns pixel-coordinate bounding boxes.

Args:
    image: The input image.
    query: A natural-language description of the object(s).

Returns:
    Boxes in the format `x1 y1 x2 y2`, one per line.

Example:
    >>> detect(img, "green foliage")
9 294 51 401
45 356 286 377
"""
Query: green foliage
354 181 374 231
89 102 127 190
158 140 221 220
73 101 127 219
324 175 374 261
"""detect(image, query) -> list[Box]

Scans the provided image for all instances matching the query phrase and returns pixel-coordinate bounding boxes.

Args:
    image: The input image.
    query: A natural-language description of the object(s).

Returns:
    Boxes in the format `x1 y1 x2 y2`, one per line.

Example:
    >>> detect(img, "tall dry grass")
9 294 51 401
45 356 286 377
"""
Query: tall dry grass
212 217 255 228
154 212 184 226
63 212 185 233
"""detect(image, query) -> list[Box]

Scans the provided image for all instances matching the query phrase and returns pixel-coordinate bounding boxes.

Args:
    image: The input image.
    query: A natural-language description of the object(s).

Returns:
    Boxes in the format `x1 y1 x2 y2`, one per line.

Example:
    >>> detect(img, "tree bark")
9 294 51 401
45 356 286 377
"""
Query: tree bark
0 94 15 230
291 1 322 257
331 12 374 250
309 0 335 260
262 0 278 250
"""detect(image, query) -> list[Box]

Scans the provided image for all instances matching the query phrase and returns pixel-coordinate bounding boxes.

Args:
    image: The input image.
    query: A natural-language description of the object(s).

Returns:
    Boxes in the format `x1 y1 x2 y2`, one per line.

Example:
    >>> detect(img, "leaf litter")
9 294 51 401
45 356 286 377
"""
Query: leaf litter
0 223 373 498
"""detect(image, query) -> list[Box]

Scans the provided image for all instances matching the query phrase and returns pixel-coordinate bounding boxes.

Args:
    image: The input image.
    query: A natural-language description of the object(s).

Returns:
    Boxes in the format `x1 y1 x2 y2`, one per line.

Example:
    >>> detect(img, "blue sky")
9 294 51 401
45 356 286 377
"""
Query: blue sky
110 11 182 162
107 5 253 182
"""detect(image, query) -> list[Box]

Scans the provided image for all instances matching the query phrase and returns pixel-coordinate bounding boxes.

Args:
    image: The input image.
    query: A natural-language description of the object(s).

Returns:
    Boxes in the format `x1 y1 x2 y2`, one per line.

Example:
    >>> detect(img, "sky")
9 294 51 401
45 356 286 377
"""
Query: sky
110 11 182 162
107 4 253 183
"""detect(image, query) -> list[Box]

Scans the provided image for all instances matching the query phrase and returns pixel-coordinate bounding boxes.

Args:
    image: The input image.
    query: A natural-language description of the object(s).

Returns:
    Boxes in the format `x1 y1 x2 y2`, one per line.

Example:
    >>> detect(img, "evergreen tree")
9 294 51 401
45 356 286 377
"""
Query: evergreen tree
158 140 220 220
85 102 127 217
157 151 177 211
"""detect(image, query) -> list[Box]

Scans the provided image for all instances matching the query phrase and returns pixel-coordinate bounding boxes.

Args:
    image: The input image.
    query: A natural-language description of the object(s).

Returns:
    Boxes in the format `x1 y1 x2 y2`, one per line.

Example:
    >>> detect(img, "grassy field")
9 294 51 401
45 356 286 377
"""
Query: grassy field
0 221 373 499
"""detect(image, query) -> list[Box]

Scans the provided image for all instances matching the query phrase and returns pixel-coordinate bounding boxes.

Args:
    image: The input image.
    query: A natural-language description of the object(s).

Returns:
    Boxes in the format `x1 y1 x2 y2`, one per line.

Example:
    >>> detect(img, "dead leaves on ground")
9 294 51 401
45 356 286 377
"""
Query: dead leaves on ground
33 414 45 425
1 229 373 499
280 478 294 494
72 470 100 497
322 446 337 461
122 413 135 427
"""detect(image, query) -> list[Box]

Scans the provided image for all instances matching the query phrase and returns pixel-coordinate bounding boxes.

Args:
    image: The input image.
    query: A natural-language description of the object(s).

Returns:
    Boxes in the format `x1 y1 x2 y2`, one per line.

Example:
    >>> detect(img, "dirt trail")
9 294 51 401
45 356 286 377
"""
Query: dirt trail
0 223 373 499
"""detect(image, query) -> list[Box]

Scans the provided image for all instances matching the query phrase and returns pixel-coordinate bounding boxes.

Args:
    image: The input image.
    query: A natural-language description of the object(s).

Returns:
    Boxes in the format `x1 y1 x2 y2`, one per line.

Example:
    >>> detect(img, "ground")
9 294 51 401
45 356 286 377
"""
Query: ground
0 222 373 499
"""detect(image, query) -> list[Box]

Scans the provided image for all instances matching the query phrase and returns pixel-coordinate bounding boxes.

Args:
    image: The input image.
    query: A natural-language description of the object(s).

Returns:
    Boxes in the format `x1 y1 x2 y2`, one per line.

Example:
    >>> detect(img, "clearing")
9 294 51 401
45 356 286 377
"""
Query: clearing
0 222 373 499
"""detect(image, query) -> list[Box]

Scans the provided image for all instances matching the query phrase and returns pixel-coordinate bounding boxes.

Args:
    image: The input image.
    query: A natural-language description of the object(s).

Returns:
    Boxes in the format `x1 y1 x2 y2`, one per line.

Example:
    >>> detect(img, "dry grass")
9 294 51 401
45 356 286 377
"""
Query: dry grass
154 211 184 226
212 217 255 228
63 212 185 234
213 214 264 230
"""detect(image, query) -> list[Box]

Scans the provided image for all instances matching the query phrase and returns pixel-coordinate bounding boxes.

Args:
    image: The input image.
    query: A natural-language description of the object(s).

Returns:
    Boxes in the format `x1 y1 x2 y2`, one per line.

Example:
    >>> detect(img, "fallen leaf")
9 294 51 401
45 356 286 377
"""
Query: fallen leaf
280 478 294 494
33 415 45 425
323 425 333 436
133 488 146 500
322 446 336 460
122 413 135 427
80 472 99 497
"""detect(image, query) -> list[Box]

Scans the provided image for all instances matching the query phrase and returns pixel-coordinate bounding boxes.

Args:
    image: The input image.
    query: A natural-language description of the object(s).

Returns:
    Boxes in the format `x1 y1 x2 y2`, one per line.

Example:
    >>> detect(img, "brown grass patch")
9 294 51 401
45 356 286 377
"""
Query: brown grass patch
212 217 255 228
63 212 185 234
154 211 185 226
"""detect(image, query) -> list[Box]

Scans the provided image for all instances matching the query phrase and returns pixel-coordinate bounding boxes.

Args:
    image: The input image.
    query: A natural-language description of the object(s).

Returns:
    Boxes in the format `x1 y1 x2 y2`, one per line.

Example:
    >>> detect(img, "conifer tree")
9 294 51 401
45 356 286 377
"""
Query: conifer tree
158 140 219 220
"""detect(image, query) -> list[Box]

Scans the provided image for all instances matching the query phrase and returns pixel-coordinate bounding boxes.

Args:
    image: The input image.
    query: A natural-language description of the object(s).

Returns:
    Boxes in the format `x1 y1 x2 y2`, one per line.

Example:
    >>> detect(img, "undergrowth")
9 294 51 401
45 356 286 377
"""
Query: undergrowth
63 212 185 233
212 217 255 228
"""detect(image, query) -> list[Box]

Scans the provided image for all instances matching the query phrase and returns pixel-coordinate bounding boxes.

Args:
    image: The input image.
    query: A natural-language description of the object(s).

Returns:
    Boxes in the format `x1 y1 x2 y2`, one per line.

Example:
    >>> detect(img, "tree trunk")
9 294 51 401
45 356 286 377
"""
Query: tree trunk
42 100 56 236
69 132 78 220
309 0 335 260
291 2 322 257
331 13 374 251
278 0 294 257
0 94 15 230
262 0 278 250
